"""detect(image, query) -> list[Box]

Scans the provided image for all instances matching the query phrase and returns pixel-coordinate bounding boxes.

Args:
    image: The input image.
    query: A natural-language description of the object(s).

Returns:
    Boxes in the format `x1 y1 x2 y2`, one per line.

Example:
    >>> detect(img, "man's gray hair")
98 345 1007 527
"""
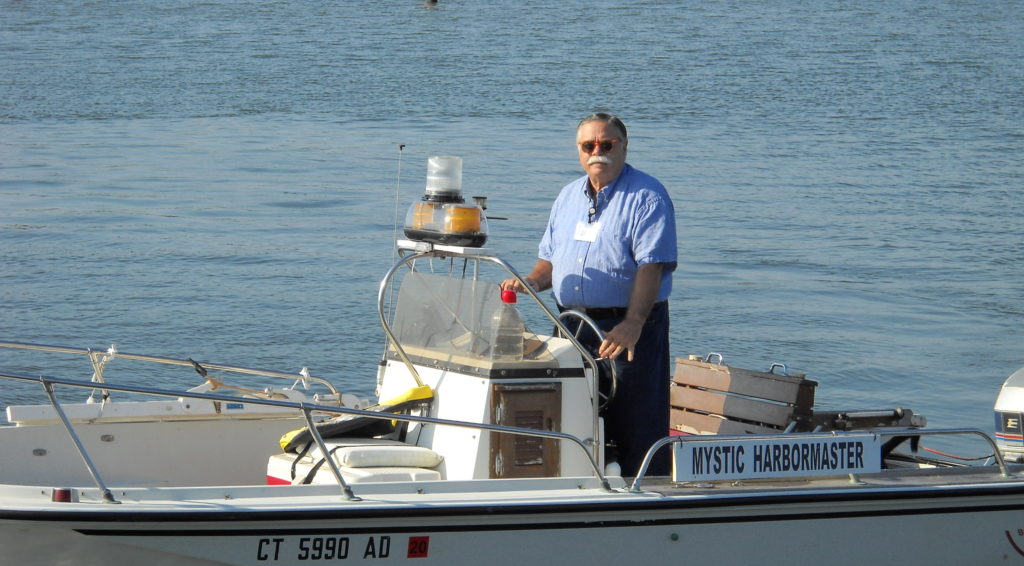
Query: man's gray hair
578 112 628 143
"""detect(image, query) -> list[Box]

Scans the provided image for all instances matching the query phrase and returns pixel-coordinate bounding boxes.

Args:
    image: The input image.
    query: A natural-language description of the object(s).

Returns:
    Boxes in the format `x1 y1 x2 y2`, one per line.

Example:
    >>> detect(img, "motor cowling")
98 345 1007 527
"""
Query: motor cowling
994 366 1024 462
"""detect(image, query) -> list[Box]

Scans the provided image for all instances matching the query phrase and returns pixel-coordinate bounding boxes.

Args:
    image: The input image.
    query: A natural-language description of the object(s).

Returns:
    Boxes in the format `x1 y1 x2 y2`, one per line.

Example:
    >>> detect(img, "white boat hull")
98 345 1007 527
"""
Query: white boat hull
3 474 1024 566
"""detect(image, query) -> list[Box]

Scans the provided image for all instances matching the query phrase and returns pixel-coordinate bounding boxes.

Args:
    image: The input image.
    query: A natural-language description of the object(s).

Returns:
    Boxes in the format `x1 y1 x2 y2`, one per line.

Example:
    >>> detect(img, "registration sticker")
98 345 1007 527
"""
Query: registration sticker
407 536 430 558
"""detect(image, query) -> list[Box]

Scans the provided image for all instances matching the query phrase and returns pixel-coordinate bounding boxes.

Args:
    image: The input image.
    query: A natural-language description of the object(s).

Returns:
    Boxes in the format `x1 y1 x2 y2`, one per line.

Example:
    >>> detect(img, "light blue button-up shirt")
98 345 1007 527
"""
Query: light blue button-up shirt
539 164 677 308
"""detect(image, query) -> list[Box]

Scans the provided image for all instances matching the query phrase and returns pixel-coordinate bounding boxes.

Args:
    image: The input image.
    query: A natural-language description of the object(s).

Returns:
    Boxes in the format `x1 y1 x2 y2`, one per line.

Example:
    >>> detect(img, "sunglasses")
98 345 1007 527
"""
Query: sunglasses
578 139 620 154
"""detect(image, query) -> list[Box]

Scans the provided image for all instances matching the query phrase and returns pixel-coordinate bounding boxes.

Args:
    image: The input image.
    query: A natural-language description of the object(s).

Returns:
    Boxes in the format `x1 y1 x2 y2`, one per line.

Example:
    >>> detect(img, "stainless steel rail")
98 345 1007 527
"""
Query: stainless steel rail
0 340 340 397
0 370 615 499
40 380 118 504
630 428 1015 493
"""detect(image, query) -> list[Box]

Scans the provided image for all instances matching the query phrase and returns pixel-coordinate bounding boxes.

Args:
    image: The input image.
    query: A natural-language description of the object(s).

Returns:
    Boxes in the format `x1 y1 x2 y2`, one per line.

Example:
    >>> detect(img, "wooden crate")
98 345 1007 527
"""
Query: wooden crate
670 357 818 435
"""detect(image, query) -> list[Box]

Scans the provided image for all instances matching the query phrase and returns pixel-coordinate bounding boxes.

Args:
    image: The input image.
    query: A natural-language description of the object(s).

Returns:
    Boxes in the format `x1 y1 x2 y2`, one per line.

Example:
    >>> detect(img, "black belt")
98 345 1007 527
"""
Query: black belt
558 301 666 321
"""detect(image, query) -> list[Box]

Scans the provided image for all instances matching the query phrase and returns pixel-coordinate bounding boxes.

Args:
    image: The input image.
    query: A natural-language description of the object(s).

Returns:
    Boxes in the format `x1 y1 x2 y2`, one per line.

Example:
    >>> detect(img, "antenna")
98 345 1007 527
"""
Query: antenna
384 143 407 366
391 143 406 263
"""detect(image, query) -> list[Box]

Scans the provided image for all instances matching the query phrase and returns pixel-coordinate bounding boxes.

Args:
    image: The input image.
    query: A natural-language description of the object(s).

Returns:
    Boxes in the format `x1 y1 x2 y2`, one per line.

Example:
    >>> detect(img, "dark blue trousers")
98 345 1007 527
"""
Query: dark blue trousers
561 302 671 477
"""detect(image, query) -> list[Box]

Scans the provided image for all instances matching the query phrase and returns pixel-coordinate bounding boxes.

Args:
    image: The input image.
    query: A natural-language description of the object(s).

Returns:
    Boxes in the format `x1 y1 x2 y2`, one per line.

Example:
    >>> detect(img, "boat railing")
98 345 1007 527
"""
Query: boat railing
0 370 614 504
629 428 1016 493
0 340 341 402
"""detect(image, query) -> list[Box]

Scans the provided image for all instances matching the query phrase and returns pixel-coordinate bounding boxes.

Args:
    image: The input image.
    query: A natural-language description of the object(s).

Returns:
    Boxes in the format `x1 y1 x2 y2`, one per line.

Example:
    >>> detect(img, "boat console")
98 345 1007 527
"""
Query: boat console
271 239 610 484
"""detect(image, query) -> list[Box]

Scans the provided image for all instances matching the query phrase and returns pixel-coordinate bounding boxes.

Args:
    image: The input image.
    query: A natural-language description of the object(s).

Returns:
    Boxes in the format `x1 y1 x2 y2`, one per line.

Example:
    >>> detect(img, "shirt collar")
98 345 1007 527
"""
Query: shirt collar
581 163 630 199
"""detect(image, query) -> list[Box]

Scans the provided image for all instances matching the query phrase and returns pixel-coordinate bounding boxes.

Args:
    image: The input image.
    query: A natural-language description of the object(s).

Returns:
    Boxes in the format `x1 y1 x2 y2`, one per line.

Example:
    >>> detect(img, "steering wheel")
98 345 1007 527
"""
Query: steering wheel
557 310 618 410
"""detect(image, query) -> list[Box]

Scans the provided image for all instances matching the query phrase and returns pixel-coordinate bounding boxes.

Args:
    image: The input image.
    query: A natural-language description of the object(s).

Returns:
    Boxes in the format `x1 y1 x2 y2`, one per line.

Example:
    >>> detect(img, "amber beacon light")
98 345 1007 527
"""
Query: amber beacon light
403 156 488 247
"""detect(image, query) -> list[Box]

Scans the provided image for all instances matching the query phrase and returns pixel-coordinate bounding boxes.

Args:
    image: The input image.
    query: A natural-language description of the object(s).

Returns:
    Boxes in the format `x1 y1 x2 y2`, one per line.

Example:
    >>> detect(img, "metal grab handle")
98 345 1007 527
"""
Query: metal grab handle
703 352 724 364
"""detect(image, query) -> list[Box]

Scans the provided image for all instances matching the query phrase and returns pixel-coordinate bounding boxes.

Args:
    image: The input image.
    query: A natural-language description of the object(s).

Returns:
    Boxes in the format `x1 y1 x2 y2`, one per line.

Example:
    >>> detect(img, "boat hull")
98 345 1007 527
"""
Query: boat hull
3 478 1024 565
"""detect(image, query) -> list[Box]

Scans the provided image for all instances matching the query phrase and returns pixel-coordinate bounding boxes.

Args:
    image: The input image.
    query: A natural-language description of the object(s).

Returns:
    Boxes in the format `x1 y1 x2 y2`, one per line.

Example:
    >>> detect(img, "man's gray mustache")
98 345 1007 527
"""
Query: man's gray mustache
588 156 612 165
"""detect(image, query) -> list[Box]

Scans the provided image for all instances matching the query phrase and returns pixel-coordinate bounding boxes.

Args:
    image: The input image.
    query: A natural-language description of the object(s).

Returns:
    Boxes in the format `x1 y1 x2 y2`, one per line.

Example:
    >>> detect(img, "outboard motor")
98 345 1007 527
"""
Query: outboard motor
994 366 1024 463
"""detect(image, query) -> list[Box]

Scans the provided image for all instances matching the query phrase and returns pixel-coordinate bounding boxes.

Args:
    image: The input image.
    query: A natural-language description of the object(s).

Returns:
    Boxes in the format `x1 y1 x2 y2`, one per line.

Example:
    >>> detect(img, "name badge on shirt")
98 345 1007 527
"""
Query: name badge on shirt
574 220 601 242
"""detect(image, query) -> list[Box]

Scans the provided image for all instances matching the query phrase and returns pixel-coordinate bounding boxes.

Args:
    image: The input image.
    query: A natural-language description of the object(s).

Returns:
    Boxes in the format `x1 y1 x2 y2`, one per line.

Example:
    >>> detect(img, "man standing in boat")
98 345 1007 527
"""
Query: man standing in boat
502 112 677 476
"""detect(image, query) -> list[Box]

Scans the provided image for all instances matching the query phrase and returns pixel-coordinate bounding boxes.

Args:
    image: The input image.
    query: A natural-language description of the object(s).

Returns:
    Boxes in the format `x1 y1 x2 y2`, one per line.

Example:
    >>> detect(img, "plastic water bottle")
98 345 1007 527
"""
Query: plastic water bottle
491 289 525 361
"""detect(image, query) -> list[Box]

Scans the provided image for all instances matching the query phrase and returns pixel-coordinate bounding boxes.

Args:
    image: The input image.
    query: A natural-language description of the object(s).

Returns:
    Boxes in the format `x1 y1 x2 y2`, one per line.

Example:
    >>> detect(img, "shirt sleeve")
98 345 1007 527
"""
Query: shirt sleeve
538 181 578 261
538 202 557 261
631 195 678 272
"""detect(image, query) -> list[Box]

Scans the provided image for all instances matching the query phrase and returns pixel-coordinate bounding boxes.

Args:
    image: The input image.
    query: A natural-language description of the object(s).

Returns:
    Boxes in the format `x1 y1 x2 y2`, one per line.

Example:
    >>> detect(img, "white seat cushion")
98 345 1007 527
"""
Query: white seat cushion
266 453 442 485
310 438 443 469
338 466 442 484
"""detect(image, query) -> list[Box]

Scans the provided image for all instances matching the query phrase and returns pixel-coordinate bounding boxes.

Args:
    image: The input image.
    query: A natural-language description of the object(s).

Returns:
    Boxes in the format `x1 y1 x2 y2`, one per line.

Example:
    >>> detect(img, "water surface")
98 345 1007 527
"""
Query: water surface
2 0 1022 453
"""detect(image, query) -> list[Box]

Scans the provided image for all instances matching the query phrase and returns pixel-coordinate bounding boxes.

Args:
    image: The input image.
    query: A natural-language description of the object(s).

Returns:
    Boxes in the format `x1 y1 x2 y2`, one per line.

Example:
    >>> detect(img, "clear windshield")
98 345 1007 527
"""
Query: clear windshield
391 271 553 367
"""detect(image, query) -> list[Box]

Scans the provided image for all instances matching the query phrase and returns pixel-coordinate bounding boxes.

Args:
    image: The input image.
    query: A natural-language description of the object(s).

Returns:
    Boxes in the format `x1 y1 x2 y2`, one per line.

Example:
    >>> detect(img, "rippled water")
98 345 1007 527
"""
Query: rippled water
2 0 1022 452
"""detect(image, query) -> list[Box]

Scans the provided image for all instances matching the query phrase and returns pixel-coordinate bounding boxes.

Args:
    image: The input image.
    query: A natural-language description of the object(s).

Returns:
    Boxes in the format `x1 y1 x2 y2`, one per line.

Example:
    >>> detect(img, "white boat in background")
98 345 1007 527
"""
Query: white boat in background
3 158 1024 565
0 341 364 488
